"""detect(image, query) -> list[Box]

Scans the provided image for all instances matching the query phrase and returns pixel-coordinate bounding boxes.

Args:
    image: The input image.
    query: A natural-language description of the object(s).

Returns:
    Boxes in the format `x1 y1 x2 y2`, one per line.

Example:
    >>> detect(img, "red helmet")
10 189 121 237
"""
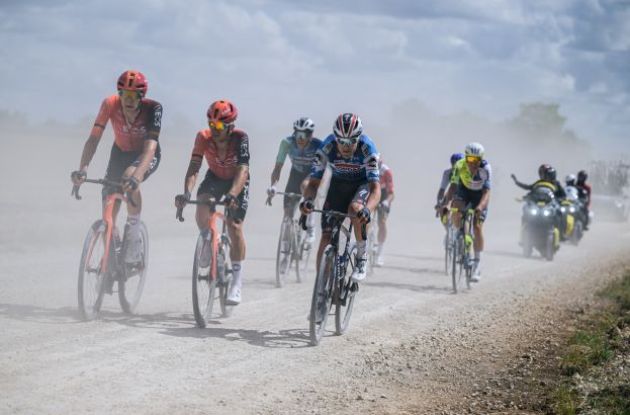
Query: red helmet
117 70 148 96
207 100 238 123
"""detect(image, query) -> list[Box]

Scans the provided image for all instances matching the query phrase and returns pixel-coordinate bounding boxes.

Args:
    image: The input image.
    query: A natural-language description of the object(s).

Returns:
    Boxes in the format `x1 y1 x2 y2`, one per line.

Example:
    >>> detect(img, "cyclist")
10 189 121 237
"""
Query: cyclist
300 113 380 283
576 170 591 230
441 143 491 282
70 70 162 264
435 153 464 223
374 159 394 267
174 100 249 306
267 117 321 244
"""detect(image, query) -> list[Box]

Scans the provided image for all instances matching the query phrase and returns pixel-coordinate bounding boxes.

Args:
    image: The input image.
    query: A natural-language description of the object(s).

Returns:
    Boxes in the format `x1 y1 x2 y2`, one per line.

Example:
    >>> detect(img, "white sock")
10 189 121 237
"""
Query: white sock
376 242 384 257
126 213 141 238
356 241 367 257
232 261 243 288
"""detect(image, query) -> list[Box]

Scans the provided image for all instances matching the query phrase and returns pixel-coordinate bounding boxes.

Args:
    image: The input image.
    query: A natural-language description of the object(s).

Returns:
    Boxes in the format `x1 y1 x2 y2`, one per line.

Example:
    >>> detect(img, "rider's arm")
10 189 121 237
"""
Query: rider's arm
365 181 382 212
184 155 202 194
478 188 491 211
129 103 162 182
512 176 533 191
228 132 250 197
78 98 111 171
271 139 290 185
302 177 321 201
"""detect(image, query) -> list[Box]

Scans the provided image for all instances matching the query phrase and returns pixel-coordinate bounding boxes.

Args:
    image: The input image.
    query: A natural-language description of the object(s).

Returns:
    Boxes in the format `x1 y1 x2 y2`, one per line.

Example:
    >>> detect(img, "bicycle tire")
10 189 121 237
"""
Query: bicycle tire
118 222 149 314
451 234 465 293
275 219 292 288
309 247 334 346
218 239 233 318
78 220 108 320
293 224 302 283
464 212 474 289
444 227 453 276
297 229 312 282
335 244 357 335
192 234 218 328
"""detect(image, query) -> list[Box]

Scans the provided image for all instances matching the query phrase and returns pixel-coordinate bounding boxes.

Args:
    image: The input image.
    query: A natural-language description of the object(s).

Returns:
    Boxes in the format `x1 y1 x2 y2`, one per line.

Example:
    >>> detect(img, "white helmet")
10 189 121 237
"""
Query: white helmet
464 142 485 158
565 174 577 185
293 117 315 132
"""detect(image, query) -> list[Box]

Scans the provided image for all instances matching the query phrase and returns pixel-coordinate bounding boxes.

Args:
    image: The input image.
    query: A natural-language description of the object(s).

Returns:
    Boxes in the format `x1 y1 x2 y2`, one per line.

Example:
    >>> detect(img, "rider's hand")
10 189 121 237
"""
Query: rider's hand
266 186 276 197
300 198 315 215
122 176 140 193
223 193 238 209
71 170 87 185
175 192 191 209
357 206 371 223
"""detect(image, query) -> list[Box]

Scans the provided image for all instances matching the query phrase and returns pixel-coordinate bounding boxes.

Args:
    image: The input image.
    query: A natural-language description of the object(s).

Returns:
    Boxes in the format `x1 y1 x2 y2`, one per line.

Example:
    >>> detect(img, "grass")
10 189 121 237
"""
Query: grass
551 270 630 415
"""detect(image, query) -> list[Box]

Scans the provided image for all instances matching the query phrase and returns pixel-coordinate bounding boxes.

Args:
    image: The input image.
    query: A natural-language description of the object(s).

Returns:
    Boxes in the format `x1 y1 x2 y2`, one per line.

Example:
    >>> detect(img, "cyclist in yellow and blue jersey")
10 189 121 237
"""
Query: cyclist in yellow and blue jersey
441 142 491 282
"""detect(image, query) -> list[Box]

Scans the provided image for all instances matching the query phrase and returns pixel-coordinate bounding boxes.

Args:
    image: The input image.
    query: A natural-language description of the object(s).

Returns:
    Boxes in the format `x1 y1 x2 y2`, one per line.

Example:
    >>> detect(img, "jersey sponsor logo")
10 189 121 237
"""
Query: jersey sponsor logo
153 105 162 128
333 161 362 173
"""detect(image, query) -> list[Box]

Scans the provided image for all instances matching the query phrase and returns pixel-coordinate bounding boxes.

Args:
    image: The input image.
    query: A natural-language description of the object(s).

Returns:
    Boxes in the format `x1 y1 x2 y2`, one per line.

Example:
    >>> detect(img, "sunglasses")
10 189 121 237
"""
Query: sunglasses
336 136 358 147
294 131 311 140
466 155 481 163
118 89 142 99
208 120 233 131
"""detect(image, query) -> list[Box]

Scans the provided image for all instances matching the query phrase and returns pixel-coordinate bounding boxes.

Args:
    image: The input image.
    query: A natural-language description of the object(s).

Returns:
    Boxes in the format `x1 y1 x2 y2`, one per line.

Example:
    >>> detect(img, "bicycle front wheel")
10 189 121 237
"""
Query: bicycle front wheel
309 247 335 346
335 245 357 335
217 239 233 318
78 220 108 320
192 233 218 328
118 222 149 314
451 234 466 293
275 219 292 288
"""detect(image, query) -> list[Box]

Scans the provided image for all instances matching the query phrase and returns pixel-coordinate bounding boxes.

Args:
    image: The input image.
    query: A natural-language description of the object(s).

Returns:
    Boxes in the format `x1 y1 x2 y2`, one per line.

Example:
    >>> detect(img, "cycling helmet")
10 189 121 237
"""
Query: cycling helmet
450 153 464 166
293 117 315 132
464 142 484 158
333 113 363 139
577 170 588 183
538 163 552 179
117 70 148 96
207 100 238 123
565 174 577 187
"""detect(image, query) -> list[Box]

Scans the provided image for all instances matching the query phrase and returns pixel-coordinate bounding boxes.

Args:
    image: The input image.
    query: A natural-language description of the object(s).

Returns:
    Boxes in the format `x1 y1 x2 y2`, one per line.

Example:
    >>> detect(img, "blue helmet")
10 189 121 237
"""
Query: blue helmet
450 153 464 166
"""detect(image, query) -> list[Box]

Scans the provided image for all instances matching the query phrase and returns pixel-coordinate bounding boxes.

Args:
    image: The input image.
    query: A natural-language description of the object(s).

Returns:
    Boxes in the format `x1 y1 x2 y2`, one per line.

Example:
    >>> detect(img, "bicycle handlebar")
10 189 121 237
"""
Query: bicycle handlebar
299 209 367 240
176 198 226 222
265 191 302 206
71 178 137 207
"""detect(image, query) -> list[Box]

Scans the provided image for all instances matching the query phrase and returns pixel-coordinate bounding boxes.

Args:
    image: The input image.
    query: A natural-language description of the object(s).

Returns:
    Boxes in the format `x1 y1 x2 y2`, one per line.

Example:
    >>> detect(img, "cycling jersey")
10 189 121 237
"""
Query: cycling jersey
276 136 322 174
450 158 492 191
192 128 250 181
311 134 379 183
90 95 162 153
379 163 394 194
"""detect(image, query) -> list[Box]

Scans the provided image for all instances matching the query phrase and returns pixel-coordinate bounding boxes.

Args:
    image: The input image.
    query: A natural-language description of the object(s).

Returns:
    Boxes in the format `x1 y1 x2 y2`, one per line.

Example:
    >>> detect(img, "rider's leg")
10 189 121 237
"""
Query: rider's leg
194 193 212 232
300 177 316 240
349 185 370 282
451 199 465 229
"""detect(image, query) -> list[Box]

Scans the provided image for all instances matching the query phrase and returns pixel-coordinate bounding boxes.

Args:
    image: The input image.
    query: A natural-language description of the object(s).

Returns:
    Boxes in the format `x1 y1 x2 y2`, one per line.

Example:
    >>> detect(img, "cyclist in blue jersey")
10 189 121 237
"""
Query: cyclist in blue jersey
268 117 321 243
300 113 381 283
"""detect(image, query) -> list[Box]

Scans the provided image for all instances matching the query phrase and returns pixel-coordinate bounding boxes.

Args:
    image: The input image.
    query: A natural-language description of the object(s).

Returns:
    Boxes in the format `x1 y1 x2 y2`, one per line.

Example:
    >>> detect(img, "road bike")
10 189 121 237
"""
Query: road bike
177 199 233 328
301 210 366 346
266 191 313 288
451 206 476 293
72 178 148 320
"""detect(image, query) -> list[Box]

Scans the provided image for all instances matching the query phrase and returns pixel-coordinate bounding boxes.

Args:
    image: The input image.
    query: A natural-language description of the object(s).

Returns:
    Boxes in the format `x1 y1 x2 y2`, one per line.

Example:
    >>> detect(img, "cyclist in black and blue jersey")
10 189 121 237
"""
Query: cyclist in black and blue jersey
300 113 381 283
268 117 322 243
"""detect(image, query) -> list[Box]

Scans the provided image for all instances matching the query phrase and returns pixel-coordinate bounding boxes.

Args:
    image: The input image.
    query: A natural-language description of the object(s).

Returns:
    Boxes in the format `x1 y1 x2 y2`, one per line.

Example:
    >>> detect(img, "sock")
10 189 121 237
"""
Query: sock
356 240 367 257
232 261 243 288
474 252 481 261
126 213 141 238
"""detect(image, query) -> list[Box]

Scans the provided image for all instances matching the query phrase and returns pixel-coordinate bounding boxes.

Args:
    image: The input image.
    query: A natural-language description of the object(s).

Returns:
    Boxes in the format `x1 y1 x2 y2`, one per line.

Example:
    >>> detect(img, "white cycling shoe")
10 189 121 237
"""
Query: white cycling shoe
226 285 241 305
351 254 368 283
375 255 385 267
470 260 481 282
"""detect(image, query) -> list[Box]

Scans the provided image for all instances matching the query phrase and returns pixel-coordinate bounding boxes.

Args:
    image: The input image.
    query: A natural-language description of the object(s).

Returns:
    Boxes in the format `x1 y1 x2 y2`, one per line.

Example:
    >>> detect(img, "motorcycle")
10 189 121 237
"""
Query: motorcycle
559 188 585 245
519 187 561 261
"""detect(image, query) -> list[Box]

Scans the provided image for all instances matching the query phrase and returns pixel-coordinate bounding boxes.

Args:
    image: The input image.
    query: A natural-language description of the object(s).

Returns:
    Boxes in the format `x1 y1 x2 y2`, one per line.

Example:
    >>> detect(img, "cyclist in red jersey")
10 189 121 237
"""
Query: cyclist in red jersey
375 159 394 266
71 70 162 264
175 100 250 305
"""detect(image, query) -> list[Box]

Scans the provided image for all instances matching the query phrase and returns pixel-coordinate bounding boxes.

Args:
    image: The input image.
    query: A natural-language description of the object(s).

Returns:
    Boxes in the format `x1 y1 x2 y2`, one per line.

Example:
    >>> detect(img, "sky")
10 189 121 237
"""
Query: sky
0 0 628 151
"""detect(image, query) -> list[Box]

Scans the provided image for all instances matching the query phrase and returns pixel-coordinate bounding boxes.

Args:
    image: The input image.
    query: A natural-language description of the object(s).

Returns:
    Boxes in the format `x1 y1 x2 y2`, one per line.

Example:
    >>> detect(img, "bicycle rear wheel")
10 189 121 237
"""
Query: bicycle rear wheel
444 227 454 276
78 220 108 320
118 222 149 314
275 219 292 288
309 247 335 346
335 244 357 335
192 233 218 328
